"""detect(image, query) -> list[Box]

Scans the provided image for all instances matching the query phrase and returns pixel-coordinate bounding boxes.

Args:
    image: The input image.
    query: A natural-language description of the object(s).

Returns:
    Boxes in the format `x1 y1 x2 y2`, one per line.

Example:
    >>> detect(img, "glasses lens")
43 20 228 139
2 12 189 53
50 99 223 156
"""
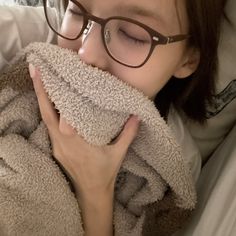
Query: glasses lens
104 19 152 67
44 0 84 40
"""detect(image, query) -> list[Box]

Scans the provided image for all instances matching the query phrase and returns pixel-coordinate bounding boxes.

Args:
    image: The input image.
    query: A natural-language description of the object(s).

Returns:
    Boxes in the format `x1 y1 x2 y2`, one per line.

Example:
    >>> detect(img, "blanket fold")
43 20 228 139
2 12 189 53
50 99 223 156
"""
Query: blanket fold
0 42 196 236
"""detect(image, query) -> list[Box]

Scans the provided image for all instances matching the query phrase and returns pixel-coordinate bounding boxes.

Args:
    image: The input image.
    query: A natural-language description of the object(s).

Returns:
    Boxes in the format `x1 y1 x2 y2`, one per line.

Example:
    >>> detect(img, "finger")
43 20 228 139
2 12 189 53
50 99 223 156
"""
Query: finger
29 64 59 130
59 117 77 136
115 115 140 155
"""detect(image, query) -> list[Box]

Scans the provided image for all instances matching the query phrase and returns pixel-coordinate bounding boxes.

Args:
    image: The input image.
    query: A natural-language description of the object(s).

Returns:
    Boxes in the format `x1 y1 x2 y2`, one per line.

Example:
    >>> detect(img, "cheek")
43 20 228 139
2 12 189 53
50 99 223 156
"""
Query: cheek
129 46 186 98
115 57 179 99
114 67 171 99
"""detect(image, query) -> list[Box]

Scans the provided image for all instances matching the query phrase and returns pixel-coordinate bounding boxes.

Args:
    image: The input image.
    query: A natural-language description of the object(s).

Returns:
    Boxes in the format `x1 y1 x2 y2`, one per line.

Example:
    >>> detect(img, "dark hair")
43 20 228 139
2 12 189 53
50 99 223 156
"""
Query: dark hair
155 0 228 123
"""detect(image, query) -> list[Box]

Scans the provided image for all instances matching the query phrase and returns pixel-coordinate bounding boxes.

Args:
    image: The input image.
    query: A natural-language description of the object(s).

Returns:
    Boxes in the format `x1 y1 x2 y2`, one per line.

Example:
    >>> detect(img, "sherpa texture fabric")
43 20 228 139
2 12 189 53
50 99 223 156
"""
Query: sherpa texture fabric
0 42 196 236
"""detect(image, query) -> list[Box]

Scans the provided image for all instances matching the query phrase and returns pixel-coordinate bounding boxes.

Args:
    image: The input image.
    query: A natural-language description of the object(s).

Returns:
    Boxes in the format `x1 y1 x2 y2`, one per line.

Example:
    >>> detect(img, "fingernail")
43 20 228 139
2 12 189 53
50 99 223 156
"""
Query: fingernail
134 115 140 121
29 63 36 79
132 115 140 124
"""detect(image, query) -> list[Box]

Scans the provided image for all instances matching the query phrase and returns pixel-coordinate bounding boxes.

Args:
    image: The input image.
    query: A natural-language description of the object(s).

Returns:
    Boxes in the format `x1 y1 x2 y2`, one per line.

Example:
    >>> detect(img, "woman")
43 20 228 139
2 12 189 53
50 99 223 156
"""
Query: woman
27 0 226 235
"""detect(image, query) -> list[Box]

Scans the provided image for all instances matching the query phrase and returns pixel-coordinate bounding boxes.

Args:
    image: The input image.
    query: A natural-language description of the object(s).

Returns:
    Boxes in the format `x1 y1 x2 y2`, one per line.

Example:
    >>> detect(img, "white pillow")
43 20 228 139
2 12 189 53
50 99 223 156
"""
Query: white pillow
0 5 59 70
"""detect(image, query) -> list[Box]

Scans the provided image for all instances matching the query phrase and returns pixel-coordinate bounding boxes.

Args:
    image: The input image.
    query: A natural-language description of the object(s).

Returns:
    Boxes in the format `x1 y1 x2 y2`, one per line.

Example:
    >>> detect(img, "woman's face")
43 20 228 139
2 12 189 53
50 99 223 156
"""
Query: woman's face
58 0 196 99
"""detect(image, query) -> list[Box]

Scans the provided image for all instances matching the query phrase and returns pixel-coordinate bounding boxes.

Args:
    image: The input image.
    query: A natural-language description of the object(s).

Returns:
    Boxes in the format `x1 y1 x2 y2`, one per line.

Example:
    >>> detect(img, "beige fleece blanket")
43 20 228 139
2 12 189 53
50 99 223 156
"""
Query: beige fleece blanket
0 42 196 236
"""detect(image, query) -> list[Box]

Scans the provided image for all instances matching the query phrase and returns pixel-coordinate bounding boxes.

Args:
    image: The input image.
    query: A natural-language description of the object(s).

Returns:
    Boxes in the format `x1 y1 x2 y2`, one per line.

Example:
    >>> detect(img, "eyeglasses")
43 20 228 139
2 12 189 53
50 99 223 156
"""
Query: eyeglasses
43 0 189 68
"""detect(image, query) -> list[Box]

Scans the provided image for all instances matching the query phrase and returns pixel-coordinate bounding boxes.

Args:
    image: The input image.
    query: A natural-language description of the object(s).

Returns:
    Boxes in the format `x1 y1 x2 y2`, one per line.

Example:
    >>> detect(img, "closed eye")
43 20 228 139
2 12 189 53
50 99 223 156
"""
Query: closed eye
68 8 83 16
119 29 148 45
67 2 83 17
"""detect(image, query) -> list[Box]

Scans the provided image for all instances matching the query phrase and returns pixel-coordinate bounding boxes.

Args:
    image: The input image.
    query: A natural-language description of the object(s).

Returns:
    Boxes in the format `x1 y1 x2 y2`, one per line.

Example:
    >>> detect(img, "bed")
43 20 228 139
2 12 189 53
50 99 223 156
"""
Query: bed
0 1 235 235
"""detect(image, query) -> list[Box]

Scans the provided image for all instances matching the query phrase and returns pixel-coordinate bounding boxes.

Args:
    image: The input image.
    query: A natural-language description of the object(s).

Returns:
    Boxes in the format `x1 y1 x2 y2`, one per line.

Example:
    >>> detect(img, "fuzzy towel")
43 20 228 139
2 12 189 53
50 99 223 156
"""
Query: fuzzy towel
0 42 196 236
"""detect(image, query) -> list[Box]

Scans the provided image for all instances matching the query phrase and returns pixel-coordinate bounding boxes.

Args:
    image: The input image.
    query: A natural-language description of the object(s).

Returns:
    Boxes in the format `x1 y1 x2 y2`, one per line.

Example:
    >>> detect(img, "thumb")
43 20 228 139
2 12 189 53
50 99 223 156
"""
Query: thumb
115 115 140 154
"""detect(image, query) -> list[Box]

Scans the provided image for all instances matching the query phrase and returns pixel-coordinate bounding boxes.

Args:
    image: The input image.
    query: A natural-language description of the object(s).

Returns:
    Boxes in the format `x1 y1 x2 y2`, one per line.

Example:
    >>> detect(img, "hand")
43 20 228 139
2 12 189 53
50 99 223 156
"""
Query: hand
29 64 140 199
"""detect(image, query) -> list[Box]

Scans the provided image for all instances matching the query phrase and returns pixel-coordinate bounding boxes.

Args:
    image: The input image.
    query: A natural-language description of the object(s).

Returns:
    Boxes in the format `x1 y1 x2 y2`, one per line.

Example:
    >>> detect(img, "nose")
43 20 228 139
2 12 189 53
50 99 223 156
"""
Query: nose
78 22 110 70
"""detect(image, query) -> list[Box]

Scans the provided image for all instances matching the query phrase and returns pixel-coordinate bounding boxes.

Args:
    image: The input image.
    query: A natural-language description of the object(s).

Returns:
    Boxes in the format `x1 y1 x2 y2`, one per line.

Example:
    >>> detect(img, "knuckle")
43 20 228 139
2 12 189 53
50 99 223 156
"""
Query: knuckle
113 143 127 157
52 144 66 164
59 119 75 136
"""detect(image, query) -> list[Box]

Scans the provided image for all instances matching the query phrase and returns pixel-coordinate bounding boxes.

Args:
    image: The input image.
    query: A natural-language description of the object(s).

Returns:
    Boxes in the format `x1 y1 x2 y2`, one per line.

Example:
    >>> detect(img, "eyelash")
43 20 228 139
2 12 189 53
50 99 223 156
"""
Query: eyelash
68 8 82 16
119 29 147 45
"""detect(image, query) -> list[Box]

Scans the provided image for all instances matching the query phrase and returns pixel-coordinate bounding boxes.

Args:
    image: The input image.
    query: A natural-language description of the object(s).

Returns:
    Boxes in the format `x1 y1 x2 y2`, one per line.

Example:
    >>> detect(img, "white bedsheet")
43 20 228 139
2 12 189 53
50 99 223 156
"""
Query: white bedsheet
175 123 236 236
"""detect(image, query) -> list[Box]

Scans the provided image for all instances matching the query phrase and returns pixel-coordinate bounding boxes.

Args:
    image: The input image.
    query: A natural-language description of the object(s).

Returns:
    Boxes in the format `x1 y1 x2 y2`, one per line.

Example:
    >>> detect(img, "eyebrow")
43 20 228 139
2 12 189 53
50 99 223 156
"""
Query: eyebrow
115 5 167 27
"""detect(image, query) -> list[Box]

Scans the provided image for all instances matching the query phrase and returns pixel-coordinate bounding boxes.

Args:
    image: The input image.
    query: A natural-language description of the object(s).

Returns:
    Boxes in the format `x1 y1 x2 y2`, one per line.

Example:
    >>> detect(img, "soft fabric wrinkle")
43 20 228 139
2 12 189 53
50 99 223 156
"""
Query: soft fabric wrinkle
0 42 197 236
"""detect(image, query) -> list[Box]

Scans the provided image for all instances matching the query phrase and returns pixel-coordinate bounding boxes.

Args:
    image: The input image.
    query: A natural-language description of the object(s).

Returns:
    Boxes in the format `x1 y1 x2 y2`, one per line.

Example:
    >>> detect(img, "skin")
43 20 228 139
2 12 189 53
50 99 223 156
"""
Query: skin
29 0 200 235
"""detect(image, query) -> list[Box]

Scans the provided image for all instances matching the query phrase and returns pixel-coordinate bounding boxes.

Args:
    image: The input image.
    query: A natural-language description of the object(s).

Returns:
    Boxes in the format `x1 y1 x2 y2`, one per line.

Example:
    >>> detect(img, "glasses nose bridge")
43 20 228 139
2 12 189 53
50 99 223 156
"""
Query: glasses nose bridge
85 13 107 30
